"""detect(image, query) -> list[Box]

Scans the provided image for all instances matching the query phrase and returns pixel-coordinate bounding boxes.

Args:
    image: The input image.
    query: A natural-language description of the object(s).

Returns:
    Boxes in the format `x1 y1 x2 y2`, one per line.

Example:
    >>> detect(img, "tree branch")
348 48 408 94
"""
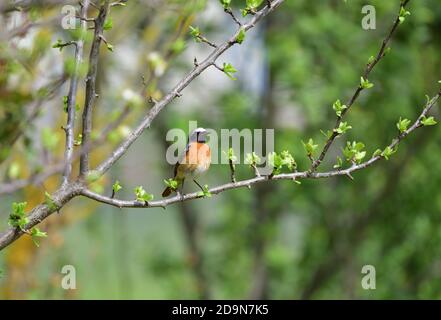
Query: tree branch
94 0 285 177
79 89 440 209
79 0 110 176
62 0 89 187
0 0 285 251
310 0 412 172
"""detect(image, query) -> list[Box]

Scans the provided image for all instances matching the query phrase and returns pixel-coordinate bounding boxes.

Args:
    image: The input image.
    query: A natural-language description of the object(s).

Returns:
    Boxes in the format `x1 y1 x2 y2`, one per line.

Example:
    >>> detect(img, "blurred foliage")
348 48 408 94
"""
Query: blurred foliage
0 0 440 299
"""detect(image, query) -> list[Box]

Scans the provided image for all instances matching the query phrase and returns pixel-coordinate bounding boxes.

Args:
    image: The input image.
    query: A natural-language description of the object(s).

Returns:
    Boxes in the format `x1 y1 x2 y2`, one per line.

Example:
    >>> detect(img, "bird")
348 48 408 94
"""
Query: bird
162 127 211 198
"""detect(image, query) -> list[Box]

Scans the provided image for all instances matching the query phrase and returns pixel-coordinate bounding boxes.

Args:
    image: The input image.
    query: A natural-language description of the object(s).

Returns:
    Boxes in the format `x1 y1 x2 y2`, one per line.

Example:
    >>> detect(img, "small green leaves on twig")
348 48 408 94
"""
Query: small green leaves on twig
242 0 264 17
236 28 246 44
224 148 237 182
164 178 178 191
197 185 212 198
396 117 411 133
52 39 75 51
45 192 58 211
373 149 382 158
134 186 154 203
333 99 347 118
7 202 47 246
189 26 217 48
219 0 232 10
111 180 122 198
189 26 201 41
398 7 411 24
360 77 374 89
421 116 437 126
334 121 352 135
221 63 238 80
342 141 366 164
8 202 28 231
302 138 318 159
30 227 47 247
245 152 261 176
268 150 297 176
333 156 343 169
381 146 397 160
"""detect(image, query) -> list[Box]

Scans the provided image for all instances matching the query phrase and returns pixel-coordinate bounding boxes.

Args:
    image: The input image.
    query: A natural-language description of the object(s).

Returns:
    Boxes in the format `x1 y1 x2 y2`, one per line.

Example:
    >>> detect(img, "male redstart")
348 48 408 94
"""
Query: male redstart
162 127 211 197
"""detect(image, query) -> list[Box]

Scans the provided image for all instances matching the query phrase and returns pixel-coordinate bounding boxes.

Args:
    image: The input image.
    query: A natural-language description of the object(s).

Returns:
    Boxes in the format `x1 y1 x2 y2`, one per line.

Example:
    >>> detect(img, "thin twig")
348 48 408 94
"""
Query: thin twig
79 0 110 176
310 0 412 172
62 0 89 187
224 8 242 26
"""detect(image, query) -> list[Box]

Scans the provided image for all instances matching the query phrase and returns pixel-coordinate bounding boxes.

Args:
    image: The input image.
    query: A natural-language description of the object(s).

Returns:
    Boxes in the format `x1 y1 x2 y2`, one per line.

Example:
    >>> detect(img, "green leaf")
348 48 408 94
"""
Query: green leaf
219 0 232 9
45 192 58 211
373 149 382 157
334 121 352 134
399 7 411 24
302 138 318 157
106 43 114 52
8 202 29 231
280 150 297 171
236 27 246 44
333 156 343 169
268 152 282 174
245 152 261 166
333 99 347 117
381 146 396 160
103 17 113 30
164 178 178 190
189 26 201 41
421 116 437 126
227 148 237 163
246 0 263 10
197 185 212 198
367 55 375 64
222 62 238 80
30 227 47 247
396 117 411 133
52 39 66 51
342 141 366 163
134 186 154 202
112 180 122 194
360 77 374 89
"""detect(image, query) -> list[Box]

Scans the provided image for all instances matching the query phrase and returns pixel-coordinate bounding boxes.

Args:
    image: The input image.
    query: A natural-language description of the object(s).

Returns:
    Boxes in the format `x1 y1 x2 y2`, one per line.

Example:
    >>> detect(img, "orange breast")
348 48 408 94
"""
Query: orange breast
177 142 211 176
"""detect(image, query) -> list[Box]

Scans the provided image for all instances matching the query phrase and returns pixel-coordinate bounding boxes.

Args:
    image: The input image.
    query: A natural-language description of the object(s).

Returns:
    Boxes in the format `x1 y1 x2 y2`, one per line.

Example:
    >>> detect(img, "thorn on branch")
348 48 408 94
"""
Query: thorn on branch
194 57 199 67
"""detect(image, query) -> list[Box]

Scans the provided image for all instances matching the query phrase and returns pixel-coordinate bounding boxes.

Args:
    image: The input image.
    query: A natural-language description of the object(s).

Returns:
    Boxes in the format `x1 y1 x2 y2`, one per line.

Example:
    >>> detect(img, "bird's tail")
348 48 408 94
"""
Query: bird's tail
162 186 173 197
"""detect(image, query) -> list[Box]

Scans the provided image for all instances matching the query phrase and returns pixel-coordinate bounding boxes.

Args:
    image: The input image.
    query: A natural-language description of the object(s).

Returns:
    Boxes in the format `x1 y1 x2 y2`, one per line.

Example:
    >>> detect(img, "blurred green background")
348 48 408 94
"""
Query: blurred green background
0 0 440 299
